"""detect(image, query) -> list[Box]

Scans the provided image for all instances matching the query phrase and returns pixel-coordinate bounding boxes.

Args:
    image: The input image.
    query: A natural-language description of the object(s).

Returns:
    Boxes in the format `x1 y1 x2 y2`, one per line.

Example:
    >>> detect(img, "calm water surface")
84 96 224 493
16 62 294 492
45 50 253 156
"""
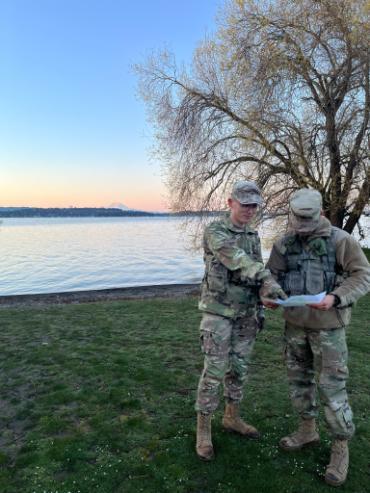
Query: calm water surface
0 216 368 296
0 217 204 295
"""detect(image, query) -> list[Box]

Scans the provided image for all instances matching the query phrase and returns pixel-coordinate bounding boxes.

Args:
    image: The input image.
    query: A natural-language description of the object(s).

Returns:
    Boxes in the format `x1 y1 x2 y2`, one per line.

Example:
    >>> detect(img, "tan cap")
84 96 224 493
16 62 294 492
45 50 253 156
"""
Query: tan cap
289 188 322 233
290 188 322 218
231 180 263 205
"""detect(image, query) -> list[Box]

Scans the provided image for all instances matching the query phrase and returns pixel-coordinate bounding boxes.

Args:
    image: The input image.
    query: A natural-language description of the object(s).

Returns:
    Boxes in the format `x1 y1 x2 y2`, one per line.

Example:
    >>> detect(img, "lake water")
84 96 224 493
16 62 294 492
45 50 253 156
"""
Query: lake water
0 216 369 296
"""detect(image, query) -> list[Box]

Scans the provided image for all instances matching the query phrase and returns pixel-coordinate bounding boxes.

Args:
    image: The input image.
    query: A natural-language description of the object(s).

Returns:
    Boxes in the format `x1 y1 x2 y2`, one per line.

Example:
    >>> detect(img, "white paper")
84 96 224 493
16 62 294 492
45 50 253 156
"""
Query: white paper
265 291 327 307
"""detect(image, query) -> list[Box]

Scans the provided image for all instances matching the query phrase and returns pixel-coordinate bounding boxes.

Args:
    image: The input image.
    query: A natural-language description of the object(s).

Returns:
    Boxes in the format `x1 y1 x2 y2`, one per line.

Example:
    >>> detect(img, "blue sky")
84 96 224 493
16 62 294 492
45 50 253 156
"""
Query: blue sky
0 0 221 210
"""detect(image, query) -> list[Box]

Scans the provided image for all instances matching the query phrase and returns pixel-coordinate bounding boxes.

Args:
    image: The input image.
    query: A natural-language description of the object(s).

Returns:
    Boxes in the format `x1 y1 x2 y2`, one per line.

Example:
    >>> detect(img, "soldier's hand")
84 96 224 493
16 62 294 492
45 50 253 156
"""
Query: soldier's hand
276 288 288 300
259 277 288 301
262 299 279 309
308 294 335 311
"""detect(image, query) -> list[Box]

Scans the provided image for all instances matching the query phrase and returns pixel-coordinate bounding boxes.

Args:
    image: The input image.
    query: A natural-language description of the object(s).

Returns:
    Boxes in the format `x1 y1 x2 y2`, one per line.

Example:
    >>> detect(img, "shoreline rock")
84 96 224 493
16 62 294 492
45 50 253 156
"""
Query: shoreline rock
0 283 201 307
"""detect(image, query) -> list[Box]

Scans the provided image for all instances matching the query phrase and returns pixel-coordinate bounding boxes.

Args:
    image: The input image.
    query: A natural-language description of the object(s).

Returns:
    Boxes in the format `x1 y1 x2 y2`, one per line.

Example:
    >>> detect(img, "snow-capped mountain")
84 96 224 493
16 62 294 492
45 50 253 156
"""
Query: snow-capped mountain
108 202 130 210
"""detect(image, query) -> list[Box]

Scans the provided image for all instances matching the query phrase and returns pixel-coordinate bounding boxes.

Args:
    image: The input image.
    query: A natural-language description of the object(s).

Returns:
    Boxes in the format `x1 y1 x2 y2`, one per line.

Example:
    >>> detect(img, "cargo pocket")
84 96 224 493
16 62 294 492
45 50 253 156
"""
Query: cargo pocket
208 274 225 292
341 404 353 427
207 263 227 293
339 403 354 436
305 263 324 294
200 330 218 355
285 271 304 296
325 400 354 438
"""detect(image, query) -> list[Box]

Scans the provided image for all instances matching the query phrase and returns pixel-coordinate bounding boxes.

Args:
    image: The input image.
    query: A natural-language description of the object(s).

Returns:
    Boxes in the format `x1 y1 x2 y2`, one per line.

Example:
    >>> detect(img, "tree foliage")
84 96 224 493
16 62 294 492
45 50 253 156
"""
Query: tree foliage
137 0 369 233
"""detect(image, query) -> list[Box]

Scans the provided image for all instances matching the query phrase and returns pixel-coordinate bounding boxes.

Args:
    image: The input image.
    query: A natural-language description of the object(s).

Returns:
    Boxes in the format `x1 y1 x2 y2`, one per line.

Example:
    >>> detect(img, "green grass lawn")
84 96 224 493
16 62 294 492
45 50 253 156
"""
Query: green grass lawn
0 293 369 493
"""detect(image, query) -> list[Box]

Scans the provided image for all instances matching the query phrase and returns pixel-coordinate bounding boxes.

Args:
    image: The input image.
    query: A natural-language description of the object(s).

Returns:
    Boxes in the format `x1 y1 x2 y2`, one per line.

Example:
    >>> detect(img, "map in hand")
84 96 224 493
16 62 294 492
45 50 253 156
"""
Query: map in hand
264 291 327 307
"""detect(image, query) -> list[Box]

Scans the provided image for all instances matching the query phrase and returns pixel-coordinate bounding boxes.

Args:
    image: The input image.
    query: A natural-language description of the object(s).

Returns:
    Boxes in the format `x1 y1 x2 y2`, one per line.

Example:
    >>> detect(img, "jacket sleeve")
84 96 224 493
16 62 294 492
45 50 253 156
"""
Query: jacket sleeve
205 223 269 281
265 239 287 279
331 235 370 307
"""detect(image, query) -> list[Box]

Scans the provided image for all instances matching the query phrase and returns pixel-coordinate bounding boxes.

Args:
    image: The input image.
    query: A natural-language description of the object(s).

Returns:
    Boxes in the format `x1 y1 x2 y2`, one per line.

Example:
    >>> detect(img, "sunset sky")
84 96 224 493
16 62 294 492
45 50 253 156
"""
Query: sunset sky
0 0 220 211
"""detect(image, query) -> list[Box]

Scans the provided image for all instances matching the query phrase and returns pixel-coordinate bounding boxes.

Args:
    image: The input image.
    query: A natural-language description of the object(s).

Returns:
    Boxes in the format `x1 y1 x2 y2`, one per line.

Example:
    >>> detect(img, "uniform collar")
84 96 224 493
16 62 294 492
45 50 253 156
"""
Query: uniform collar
224 213 256 234
288 216 332 240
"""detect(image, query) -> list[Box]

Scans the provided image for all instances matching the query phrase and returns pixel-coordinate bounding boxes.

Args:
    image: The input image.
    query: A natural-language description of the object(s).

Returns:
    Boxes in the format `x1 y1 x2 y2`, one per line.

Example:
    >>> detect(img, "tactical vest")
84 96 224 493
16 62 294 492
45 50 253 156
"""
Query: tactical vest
199 227 262 318
278 228 343 296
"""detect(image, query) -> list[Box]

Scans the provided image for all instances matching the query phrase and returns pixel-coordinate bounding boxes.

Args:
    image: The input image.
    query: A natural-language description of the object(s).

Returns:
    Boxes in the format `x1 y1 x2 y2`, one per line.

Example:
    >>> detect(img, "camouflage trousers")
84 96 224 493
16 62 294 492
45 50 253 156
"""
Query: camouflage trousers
284 322 355 440
195 312 258 414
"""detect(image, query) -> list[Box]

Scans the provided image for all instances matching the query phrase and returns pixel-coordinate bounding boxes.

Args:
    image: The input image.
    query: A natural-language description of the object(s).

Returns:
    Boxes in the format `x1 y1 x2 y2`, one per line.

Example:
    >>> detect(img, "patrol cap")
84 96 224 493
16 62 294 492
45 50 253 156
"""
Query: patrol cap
231 180 263 205
290 188 322 218
289 188 322 232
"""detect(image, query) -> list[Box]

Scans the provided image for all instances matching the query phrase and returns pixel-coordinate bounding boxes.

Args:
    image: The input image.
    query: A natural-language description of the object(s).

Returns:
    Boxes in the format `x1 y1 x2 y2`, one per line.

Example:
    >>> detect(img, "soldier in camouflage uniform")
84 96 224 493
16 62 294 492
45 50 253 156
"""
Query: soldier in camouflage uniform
195 181 286 461
265 188 370 487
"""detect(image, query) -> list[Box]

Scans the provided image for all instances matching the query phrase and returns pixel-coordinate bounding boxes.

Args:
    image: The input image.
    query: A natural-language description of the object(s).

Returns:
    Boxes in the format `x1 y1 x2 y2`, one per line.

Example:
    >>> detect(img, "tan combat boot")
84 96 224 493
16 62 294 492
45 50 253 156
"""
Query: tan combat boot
279 418 320 451
325 439 349 487
222 402 260 439
196 413 214 461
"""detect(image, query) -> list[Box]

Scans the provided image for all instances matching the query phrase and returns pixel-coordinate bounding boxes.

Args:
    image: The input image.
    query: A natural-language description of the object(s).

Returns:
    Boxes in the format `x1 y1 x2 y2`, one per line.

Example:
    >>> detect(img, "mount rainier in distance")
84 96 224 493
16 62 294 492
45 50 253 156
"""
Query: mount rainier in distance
108 202 131 211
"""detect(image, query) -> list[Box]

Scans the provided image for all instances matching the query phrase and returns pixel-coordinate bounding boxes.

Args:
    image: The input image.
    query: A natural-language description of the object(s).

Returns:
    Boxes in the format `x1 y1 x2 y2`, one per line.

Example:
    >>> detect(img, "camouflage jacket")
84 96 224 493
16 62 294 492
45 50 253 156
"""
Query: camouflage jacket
199 214 269 318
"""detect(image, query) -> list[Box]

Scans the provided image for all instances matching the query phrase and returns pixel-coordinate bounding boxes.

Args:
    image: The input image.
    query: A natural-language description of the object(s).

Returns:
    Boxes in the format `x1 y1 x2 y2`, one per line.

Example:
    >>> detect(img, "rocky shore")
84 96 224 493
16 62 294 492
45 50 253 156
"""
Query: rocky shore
0 283 200 307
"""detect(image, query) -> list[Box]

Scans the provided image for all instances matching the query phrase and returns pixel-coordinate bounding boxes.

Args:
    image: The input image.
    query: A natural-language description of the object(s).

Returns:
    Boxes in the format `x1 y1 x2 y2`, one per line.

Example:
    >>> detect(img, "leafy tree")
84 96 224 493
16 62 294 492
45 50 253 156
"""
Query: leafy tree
137 0 369 233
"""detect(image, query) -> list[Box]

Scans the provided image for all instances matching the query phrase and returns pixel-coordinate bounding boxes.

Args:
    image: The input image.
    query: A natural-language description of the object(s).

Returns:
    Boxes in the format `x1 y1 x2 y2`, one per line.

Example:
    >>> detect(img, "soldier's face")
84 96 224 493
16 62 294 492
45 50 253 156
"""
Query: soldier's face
228 198 258 226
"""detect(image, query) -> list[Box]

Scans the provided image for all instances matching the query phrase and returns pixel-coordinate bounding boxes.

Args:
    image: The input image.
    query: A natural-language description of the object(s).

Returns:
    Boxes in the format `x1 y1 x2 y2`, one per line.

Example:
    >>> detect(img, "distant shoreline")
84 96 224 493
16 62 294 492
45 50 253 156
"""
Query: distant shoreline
0 207 165 218
0 283 201 307
0 207 222 218
0 207 368 219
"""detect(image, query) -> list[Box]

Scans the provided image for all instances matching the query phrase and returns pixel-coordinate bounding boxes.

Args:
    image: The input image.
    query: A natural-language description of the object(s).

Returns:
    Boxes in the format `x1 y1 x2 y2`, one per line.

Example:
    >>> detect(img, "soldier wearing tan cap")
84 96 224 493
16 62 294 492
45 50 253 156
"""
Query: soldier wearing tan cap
265 188 370 487
195 180 286 461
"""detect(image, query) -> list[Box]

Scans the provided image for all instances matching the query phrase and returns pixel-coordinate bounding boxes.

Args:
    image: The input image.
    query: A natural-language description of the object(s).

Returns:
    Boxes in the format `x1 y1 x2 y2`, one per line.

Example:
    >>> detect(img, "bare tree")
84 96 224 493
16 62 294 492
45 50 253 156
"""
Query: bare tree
136 0 369 233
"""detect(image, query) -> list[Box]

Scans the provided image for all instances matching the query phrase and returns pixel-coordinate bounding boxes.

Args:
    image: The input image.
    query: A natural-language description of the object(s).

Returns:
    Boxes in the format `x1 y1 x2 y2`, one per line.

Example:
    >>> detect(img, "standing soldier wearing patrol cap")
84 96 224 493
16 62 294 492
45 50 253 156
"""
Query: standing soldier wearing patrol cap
195 180 287 461
265 188 370 487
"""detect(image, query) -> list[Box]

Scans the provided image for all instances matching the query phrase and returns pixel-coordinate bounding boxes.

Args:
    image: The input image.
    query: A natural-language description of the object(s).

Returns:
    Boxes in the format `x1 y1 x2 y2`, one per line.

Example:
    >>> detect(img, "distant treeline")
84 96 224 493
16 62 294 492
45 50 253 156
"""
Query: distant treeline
0 208 223 218
0 208 163 218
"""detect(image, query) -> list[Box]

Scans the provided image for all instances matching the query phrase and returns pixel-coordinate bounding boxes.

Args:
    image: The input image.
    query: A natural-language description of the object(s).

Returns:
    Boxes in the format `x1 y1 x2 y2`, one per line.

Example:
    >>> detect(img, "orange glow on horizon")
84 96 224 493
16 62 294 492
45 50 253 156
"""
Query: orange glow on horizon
0 192 169 212
0 174 171 215
0 171 170 211
0 197 169 212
